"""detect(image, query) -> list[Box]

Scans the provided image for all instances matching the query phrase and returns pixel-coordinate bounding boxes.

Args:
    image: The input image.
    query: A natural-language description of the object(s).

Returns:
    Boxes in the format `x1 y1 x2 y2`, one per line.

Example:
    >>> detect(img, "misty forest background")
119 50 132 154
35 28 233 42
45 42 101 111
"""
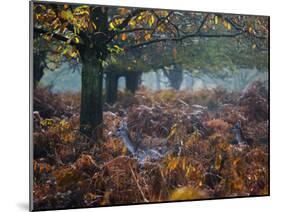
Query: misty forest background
32 3 269 210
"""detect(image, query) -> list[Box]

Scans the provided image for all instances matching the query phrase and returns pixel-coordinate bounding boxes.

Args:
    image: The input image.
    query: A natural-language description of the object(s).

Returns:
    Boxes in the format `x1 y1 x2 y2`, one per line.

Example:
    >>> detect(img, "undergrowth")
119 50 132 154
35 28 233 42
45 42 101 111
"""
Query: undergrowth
33 81 269 210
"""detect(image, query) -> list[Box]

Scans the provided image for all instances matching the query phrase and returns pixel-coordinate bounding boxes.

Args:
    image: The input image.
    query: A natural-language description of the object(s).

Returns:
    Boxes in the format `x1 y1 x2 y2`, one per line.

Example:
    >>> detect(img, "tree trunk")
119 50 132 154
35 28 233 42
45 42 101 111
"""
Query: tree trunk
105 72 118 104
125 72 141 94
33 52 45 88
163 64 183 90
155 70 161 90
80 50 103 140
79 7 109 141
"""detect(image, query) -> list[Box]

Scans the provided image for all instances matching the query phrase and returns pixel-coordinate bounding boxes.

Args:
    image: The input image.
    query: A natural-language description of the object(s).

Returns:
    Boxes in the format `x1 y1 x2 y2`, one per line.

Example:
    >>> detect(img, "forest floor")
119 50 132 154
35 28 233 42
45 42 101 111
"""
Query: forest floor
32 81 269 210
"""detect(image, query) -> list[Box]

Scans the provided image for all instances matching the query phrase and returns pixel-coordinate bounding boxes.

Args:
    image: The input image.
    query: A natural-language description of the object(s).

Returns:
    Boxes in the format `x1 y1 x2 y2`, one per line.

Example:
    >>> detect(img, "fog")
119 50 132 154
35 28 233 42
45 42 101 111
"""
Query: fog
40 62 268 94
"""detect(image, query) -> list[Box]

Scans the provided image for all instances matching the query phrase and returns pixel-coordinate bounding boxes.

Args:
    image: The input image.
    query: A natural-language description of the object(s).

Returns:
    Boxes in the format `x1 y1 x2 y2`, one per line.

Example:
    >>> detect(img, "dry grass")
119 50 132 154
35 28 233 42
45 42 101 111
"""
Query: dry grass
32 82 269 210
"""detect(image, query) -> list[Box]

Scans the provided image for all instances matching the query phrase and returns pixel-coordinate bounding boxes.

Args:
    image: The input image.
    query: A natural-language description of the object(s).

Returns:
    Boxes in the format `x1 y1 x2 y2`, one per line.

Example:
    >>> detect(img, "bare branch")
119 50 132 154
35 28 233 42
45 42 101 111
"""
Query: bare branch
128 31 245 49
222 15 267 40
196 14 209 34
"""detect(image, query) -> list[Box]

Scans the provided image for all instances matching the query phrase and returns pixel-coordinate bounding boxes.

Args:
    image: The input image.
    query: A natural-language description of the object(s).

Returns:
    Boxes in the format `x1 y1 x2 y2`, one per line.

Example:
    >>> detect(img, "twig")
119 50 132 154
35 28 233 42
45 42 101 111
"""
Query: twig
129 163 149 202
177 99 189 107
102 155 131 168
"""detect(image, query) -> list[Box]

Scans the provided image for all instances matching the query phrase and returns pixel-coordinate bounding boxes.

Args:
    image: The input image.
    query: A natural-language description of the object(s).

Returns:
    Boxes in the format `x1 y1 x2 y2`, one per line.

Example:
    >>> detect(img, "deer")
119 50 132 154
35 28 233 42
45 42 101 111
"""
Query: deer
113 121 165 164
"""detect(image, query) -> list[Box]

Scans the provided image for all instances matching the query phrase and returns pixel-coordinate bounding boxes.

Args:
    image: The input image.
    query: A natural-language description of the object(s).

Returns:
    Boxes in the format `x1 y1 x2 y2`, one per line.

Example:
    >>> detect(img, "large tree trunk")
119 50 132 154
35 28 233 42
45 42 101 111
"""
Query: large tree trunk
80 50 103 140
79 7 109 141
105 71 118 105
33 52 45 88
125 72 141 94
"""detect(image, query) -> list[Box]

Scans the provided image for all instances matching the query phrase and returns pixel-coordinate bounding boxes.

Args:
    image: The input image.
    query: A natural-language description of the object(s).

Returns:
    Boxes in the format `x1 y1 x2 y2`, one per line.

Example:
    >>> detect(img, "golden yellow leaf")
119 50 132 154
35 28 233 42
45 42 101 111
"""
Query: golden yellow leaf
185 165 191 177
109 22 115 30
129 19 136 27
162 11 169 17
121 145 127 155
148 15 155 27
114 18 124 25
70 51 77 57
227 23 232 30
223 20 228 28
60 10 73 21
248 27 253 33
167 157 179 170
74 37 79 43
214 16 218 24
92 22 97 30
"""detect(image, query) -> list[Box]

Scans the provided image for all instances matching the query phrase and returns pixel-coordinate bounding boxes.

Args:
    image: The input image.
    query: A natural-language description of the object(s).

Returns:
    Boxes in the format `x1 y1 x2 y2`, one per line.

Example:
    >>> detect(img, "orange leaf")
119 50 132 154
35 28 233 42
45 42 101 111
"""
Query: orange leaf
121 33 127 41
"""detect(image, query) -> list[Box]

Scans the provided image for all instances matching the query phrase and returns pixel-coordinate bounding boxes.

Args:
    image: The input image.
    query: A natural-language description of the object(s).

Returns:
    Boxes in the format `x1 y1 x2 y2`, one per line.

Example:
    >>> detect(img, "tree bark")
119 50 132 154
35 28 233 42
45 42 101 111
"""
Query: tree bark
80 50 103 140
105 71 119 104
155 70 161 90
163 64 183 90
79 7 109 141
125 72 141 94
33 52 45 88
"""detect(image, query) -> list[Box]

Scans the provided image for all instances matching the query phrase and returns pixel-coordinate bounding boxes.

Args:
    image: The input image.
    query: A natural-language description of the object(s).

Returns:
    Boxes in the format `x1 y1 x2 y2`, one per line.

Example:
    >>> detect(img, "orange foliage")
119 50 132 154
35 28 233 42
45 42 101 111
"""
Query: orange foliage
33 82 268 210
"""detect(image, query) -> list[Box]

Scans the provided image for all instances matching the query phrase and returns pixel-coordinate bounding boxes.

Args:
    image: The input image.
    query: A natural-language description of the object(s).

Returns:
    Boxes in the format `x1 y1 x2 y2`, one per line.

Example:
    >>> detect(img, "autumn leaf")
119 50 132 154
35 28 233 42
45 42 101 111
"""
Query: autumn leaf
113 45 124 53
167 157 179 170
60 10 73 21
248 27 253 33
144 33 151 41
148 15 155 27
92 22 97 30
109 22 115 30
73 5 90 16
74 37 80 44
121 33 127 41
227 23 232 30
223 20 228 28
129 19 136 28
214 15 219 24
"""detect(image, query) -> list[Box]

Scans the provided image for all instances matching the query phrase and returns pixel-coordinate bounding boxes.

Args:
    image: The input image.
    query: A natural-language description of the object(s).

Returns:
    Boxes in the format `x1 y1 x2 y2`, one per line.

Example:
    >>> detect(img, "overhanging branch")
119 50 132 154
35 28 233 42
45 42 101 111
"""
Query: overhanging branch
128 31 245 49
116 9 146 30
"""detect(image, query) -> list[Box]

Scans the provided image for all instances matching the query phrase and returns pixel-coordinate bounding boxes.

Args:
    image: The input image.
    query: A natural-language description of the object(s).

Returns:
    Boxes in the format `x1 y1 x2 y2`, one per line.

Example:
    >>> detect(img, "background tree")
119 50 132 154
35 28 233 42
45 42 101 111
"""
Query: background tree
33 2 269 139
